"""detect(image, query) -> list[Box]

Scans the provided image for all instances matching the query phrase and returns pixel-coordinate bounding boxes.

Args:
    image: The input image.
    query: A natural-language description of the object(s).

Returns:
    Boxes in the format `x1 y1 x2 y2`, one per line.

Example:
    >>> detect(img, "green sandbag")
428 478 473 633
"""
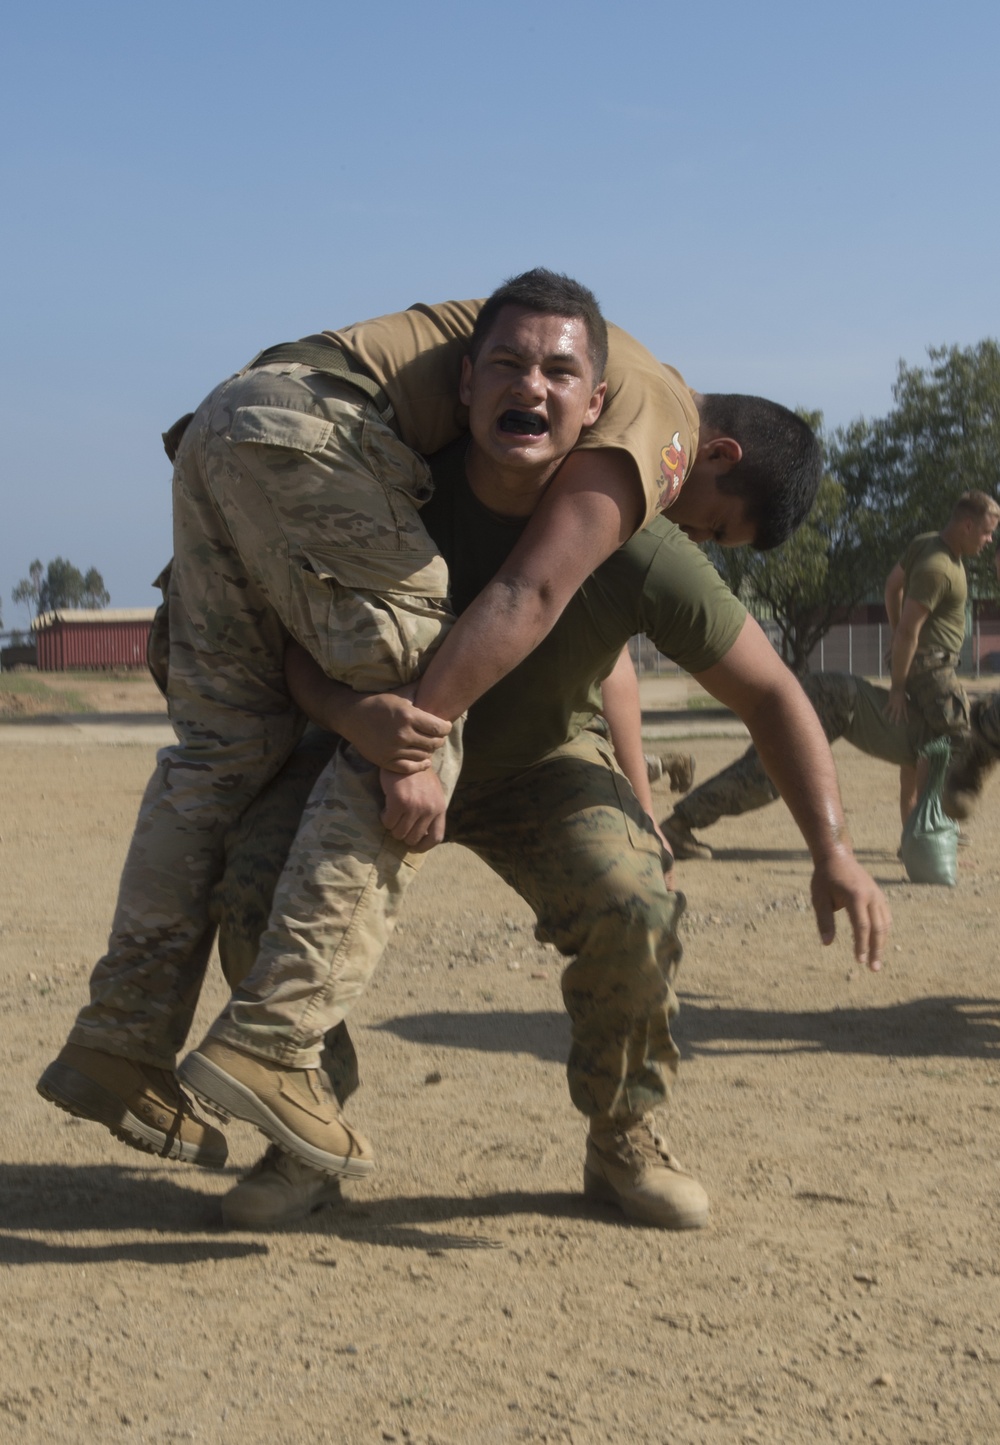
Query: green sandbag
899 737 959 886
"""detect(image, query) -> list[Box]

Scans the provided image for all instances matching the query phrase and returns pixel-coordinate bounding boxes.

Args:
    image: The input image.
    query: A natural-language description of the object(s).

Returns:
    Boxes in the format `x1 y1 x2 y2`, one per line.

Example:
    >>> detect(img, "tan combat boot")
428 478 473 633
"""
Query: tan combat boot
179 1037 374 1179
659 813 713 861
37 1042 227 1167
222 1145 343 1229
585 1113 709 1230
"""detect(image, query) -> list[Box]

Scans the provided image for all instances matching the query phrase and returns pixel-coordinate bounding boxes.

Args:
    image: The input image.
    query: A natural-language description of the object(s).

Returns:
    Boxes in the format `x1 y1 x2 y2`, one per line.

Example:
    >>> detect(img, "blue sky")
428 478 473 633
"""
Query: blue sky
1 0 998 615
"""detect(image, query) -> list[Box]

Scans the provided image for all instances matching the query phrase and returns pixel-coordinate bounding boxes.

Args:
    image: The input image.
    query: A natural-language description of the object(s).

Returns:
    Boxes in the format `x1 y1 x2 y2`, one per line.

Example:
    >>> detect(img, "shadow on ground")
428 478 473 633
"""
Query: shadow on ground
373 994 1000 1064
0 1161 600 1253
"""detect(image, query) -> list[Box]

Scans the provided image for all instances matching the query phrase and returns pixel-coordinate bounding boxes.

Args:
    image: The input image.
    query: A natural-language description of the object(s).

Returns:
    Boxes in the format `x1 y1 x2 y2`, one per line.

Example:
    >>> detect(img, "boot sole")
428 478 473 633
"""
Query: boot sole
178 1052 374 1180
37 1060 227 1169
583 1164 708 1230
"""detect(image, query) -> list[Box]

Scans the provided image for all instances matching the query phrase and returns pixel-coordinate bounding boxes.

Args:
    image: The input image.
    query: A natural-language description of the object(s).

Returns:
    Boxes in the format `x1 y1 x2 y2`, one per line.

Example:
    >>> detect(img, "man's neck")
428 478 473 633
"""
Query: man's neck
464 443 558 519
938 522 966 560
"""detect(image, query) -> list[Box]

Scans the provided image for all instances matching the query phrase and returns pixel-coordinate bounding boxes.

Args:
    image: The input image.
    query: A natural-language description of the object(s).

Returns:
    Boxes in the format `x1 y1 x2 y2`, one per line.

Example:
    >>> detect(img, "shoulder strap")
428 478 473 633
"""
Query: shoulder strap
247 339 396 428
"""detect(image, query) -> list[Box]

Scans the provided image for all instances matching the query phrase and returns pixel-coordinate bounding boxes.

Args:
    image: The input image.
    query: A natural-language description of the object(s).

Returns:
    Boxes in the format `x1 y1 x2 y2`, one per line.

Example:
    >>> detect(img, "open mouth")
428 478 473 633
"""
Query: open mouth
498 409 547 436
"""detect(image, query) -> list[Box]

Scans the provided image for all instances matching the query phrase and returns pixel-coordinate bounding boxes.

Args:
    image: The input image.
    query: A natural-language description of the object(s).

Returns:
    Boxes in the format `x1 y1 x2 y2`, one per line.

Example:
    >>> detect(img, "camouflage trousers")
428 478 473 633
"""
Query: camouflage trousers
70 362 461 1068
673 671 944 831
213 724 685 1120
973 691 1000 752
904 653 969 742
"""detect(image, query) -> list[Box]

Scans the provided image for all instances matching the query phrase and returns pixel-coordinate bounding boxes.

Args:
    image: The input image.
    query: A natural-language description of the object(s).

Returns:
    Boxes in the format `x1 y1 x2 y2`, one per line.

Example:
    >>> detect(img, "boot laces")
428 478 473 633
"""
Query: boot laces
623 1115 677 1168
142 1064 199 1120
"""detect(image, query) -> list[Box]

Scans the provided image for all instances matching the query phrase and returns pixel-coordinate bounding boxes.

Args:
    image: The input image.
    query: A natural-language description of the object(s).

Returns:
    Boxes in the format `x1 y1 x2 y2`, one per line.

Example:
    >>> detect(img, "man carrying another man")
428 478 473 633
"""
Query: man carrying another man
152 279 891 1232
42 271 725 1166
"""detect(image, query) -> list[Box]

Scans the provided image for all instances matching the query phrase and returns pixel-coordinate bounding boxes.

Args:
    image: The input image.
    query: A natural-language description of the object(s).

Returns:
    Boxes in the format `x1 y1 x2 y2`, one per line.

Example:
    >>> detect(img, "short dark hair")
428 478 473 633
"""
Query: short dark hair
469 268 609 381
699 394 822 551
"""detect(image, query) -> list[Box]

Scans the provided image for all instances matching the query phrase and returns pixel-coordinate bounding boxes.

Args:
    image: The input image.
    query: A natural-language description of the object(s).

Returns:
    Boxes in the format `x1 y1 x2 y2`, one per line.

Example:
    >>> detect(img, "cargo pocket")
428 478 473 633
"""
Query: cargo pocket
299 543 450 600
226 405 334 453
295 564 448 690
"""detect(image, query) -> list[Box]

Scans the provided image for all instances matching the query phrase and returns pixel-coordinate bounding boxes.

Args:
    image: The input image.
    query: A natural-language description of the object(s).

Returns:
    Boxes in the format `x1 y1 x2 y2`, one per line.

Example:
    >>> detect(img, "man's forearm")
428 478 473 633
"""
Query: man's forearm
884 566 905 632
284 643 356 733
747 684 852 864
889 624 920 693
415 449 642 721
283 642 449 772
696 619 852 864
694 618 890 968
600 648 656 815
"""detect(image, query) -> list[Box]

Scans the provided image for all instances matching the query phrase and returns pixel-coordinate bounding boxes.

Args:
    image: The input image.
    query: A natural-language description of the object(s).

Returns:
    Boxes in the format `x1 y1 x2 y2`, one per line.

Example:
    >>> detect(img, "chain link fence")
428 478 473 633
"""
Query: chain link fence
630 616 1000 679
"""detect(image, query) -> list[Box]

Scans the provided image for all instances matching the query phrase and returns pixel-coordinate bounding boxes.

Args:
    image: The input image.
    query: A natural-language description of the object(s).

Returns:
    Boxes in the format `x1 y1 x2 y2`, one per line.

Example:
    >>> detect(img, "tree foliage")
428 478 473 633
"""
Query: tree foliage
830 340 1000 597
11 557 111 619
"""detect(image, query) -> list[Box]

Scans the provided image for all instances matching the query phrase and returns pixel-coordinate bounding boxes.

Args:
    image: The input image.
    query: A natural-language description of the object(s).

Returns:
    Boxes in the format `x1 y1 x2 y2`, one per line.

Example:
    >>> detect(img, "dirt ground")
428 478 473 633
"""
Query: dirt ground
2 676 1000 1444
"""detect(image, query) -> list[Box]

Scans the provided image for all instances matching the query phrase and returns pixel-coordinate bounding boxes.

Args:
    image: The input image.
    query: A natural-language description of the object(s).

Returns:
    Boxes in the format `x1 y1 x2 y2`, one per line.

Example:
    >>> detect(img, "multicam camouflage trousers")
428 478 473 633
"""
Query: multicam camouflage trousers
212 724 685 1120
70 362 460 1069
672 671 946 831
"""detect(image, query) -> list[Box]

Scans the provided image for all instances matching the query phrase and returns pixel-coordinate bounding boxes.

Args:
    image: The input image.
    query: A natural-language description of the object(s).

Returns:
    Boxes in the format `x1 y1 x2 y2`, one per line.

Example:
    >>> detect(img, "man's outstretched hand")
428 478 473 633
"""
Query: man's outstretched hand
810 852 891 971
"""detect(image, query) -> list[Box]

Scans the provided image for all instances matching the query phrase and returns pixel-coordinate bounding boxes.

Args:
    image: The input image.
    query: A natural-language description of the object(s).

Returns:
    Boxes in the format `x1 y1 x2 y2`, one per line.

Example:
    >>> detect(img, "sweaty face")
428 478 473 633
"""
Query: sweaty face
460 307 605 484
664 474 756 548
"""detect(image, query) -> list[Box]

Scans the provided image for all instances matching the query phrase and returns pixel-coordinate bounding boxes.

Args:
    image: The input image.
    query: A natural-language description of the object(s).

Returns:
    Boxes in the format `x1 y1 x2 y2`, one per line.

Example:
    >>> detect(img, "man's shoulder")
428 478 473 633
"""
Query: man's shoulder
904 532 950 573
603 515 731 598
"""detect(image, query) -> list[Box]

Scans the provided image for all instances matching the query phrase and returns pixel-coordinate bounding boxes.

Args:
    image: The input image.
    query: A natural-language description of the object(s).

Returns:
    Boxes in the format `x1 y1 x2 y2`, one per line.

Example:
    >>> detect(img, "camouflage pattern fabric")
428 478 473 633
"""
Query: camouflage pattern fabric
672 671 941 832
209 729 431 1067
904 654 970 741
69 362 460 1068
212 724 684 1121
210 728 359 1105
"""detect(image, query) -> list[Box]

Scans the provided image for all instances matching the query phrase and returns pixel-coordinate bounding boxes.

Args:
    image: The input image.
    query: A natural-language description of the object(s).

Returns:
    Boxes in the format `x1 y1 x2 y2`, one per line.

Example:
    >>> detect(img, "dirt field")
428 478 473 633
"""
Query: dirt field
2 677 1000 1444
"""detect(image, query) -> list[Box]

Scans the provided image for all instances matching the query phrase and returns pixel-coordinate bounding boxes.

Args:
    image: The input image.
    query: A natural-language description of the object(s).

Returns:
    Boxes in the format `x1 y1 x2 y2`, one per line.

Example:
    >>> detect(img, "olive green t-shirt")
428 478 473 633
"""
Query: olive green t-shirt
317 301 699 530
900 532 968 655
421 439 747 783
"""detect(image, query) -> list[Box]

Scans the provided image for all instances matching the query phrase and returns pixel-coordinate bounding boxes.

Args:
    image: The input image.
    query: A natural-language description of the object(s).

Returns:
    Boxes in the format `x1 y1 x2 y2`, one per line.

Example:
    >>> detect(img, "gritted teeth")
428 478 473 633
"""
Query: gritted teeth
498 409 547 436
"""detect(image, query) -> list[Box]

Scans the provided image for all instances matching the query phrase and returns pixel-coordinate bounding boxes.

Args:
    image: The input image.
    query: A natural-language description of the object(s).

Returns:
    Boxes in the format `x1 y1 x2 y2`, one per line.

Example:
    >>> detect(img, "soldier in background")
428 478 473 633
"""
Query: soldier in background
660 671 938 860
884 490 999 822
662 491 1000 859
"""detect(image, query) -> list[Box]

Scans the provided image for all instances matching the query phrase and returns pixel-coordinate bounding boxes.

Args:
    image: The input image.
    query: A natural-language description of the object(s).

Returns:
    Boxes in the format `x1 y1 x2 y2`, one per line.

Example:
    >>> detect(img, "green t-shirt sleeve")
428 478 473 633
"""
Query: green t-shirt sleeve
637 521 747 672
905 556 953 614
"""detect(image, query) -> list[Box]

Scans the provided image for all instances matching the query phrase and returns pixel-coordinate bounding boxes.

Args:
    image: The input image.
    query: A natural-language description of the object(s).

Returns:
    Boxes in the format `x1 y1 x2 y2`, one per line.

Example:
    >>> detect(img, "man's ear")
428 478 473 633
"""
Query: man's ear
459 354 474 407
582 380 607 428
699 434 743 469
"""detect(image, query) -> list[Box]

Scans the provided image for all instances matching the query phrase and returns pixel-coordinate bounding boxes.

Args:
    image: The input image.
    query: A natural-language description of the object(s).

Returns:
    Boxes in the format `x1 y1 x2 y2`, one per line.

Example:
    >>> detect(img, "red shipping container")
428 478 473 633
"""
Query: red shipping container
31 609 156 672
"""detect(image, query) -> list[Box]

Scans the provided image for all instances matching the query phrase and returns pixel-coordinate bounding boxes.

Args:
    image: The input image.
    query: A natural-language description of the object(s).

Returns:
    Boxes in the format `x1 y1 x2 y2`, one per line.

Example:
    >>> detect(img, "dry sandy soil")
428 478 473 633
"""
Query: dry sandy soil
2 675 1000 1444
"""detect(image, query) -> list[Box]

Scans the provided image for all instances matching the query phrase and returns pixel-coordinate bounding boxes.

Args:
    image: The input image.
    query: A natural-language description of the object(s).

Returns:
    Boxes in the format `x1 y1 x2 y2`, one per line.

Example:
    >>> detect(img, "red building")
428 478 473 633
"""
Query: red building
31 609 157 672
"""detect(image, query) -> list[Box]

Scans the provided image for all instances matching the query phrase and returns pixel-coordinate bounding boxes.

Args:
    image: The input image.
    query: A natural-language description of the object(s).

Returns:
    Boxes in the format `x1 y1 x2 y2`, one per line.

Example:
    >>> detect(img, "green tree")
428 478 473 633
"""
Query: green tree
11 559 44 621
11 557 110 620
832 341 1000 594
